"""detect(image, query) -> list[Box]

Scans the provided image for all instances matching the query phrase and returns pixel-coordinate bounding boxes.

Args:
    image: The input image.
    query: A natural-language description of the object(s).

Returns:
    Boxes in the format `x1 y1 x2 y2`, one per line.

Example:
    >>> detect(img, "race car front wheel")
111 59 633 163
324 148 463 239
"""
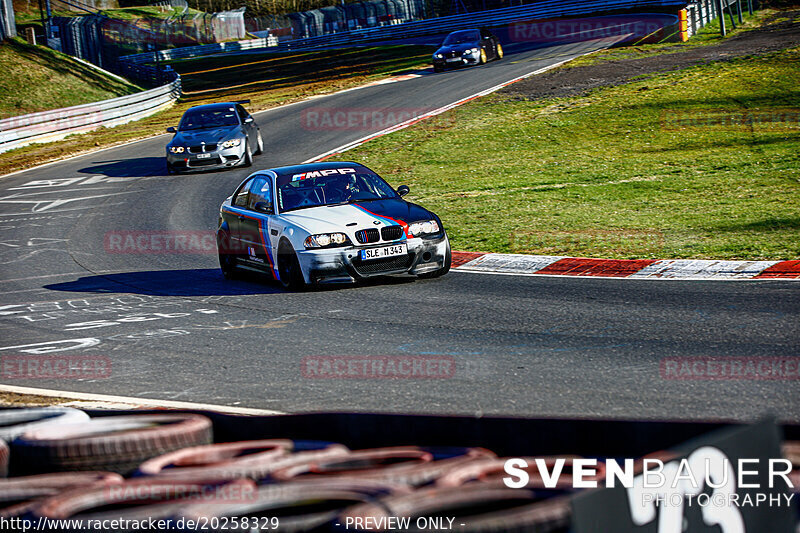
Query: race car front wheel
278 241 305 290
418 246 451 279
255 131 264 155
243 142 253 167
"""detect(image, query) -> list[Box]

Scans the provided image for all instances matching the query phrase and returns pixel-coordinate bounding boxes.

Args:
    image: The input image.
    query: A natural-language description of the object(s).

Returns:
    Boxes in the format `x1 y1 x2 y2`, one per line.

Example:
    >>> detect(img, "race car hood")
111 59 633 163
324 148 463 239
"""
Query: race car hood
280 199 435 234
435 42 479 56
170 126 242 146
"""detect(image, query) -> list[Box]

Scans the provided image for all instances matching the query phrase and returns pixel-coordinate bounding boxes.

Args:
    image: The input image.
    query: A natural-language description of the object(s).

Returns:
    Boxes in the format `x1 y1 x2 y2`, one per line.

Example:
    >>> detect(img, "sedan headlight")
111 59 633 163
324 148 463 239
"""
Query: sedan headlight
169 146 184 153
304 233 350 248
408 220 440 237
435 53 443 59
221 139 242 148
463 48 479 56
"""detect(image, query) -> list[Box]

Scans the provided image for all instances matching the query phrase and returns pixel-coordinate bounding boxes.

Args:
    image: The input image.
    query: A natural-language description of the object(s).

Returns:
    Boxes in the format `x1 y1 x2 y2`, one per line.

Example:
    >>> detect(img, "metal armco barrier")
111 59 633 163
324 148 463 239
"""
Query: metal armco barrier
0 0 16 40
119 0 691 65
0 74 181 154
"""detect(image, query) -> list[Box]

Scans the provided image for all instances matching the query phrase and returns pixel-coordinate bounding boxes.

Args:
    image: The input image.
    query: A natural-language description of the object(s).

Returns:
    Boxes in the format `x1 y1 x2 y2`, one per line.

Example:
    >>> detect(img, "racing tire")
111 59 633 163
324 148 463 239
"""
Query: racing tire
278 241 305 291
33 478 255 532
11 414 213 476
479 48 487 64
166 161 176 175
177 478 410 533
418 245 451 279
433 64 443 73
496 43 504 60
217 232 241 280
137 440 349 482
243 141 253 167
0 407 89 442
255 130 264 155
0 472 123 518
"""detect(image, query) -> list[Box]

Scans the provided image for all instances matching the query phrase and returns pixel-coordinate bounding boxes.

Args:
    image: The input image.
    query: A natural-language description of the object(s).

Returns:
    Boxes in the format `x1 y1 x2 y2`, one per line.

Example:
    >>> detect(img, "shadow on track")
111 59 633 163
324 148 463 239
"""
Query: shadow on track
79 157 170 178
44 269 282 296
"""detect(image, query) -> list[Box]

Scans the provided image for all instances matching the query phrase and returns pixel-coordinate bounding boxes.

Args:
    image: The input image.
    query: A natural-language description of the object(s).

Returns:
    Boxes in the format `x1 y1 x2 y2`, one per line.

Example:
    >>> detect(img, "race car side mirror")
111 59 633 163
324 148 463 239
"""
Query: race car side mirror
166 127 176 133
244 117 254 123
254 201 273 214
397 185 410 197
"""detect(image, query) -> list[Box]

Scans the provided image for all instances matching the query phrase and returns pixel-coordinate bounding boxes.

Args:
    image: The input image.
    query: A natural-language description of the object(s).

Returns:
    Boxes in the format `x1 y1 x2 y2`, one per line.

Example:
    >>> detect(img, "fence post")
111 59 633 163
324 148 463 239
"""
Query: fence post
747 0 753 15
737 0 743 23
716 0 726 36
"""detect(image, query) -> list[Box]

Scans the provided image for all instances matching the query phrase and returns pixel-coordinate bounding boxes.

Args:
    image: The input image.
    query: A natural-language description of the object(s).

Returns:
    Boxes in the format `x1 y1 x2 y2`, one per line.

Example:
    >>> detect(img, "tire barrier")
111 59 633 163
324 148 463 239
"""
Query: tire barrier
11 414 213 475
0 407 90 442
136 439 350 481
0 472 123 518
270 446 494 487
0 408 794 532
177 478 411 533
339 485 572 532
32 478 256 533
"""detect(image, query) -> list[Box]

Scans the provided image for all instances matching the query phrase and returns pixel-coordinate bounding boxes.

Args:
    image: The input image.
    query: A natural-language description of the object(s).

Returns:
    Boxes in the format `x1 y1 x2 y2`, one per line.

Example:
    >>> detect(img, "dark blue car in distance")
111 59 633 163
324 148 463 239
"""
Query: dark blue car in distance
432 28 504 72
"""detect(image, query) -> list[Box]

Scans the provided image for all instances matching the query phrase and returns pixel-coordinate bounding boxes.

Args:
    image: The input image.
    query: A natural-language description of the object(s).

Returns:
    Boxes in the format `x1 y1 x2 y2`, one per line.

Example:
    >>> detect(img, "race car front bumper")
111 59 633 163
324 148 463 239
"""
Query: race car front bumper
166 145 247 172
296 234 450 285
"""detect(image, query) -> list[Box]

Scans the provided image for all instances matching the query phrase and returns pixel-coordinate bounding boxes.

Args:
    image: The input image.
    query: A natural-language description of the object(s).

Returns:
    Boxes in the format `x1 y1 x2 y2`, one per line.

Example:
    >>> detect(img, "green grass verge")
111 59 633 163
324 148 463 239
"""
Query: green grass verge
0 45 433 176
333 47 800 260
567 7 771 68
0 38 141 119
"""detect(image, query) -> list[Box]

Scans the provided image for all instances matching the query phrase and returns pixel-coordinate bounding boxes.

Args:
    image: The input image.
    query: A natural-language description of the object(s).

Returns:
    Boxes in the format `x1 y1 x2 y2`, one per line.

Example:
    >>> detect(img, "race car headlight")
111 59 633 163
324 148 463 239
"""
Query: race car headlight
169 146 184 153
464 48 479 56
221 139 242 148
304 233 350 248
434 53 443 59
408 220 440 237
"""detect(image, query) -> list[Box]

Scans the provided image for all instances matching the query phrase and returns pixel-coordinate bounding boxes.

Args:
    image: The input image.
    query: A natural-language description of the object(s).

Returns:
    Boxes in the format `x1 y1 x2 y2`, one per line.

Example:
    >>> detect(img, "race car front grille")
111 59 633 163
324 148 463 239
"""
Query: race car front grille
188 158 221 167
355 228 380 244
188 144 217 153
381 226 404 241
352 254 413 276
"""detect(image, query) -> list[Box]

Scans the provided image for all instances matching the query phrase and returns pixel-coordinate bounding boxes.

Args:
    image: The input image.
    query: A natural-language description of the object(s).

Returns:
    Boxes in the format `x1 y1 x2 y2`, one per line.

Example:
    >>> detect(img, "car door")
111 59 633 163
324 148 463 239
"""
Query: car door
238 174 279 277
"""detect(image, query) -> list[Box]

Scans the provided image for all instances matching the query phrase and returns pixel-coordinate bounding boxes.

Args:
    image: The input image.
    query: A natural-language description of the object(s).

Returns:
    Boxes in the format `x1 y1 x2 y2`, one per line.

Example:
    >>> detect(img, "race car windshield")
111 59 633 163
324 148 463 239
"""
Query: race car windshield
443 30 480 45
179 108 239 131
278 169 398 213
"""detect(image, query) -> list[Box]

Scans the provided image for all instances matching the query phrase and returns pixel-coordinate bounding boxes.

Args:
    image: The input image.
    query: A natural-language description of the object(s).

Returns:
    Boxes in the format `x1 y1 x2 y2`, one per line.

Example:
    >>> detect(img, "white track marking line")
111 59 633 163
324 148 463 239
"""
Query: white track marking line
0 384 285 415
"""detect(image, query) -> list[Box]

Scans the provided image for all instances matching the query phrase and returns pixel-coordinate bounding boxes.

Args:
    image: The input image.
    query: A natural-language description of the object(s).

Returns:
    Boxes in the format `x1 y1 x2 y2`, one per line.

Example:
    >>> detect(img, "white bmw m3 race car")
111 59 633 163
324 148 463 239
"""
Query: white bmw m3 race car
216 162 451 289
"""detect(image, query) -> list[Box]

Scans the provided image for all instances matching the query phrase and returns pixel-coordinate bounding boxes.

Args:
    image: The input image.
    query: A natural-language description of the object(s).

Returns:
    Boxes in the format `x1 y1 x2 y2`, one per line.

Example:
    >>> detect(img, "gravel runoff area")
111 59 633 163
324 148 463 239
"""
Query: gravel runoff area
501 9 800 100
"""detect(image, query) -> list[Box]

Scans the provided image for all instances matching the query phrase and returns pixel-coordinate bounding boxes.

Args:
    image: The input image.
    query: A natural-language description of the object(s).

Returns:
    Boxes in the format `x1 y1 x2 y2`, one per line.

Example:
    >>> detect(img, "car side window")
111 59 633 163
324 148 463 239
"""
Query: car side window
247 176 273 213
481 29 491 40
233 178 252 207
236 105 250 123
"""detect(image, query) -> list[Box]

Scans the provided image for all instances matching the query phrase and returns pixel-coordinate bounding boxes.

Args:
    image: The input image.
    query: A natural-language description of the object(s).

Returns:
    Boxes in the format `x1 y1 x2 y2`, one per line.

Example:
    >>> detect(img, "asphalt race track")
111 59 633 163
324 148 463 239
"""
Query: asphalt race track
0 39 798 421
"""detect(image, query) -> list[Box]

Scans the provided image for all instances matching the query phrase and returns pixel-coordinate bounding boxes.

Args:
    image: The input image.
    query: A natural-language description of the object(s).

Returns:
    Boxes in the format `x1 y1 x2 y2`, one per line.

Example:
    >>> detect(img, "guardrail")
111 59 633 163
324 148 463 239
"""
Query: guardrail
0 73 181 154
120 0 690 65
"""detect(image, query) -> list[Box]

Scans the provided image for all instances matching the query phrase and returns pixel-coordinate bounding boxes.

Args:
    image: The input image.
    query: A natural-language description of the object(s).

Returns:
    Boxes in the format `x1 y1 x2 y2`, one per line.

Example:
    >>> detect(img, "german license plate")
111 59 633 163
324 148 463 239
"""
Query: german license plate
196 153 211 159
360 244 407 261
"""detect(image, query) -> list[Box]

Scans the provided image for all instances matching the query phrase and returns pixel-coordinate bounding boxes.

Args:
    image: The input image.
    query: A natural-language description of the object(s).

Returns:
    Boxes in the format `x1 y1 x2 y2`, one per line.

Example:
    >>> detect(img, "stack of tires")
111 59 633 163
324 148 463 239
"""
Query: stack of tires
3 407 793 532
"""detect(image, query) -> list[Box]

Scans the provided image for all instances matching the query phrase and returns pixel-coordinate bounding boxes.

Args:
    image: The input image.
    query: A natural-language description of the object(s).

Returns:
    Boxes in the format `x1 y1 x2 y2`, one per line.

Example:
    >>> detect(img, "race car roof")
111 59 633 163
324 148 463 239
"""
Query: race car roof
269 161 368 179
